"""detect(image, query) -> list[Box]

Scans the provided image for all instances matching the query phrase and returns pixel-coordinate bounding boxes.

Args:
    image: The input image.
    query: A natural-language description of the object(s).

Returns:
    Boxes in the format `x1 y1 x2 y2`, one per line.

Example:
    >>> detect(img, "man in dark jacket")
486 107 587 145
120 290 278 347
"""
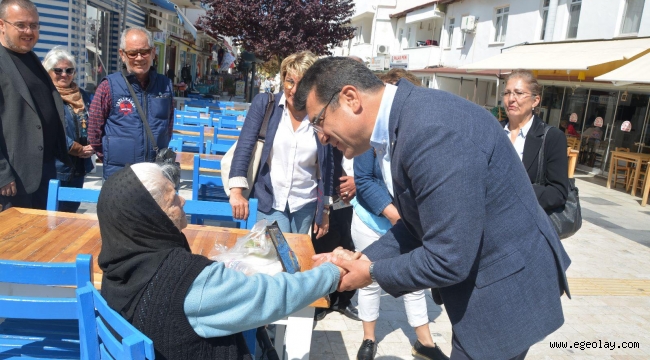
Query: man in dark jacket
297 57 571 360
0 0 71 211
87 26 173 180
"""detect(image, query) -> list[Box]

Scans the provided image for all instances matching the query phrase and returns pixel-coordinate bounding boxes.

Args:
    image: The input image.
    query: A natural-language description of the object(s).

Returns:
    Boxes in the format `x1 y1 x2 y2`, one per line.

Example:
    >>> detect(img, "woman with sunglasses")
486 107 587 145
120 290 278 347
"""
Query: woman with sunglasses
42 46 94 212
501 69 569 212
229 51 333 238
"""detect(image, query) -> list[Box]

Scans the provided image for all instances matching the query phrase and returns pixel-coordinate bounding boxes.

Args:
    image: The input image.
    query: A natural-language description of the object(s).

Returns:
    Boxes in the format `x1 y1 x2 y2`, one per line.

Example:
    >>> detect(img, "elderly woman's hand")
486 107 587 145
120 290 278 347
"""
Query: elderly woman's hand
229 188 249 220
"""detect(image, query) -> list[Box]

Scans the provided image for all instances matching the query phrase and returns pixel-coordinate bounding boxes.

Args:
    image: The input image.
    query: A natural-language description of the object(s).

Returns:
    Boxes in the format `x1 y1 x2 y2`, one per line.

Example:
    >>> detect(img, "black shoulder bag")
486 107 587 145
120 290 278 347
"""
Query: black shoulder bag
121 72 180 186
536 125 582 239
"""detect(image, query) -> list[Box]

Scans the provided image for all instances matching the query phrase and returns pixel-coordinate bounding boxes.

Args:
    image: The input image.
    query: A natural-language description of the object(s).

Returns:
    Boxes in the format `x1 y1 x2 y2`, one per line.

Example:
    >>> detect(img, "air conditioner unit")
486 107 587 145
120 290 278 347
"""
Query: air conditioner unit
460 15 477 32
145 11 163 32
377 44 389 55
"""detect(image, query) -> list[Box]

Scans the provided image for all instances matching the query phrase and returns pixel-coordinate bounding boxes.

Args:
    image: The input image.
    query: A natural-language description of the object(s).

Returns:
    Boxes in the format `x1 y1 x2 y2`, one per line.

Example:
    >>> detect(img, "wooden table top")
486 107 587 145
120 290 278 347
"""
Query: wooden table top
0 208 328 308
610 150 650 161
175 152 223 172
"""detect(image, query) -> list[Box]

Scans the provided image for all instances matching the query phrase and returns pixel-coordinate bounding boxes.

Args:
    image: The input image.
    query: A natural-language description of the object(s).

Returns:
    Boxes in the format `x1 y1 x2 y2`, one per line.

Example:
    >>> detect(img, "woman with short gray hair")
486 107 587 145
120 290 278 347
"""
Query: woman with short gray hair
43 46 95 212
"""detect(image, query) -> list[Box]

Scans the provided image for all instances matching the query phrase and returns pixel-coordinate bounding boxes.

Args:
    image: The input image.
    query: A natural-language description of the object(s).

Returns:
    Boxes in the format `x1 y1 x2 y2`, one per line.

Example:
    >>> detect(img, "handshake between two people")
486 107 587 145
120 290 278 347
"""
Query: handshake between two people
312 247 374 292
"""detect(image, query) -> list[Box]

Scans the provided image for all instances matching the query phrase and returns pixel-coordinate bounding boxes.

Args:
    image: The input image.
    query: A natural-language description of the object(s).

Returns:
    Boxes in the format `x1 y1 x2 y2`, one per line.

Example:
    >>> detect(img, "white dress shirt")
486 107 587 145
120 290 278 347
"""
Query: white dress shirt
269 94 318 213
504 116 534 161
369 84 398 197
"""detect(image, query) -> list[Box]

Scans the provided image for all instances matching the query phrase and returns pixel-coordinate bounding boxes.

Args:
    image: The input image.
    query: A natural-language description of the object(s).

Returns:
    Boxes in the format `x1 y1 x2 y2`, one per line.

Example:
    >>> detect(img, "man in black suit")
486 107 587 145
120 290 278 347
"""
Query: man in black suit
0 0 70 211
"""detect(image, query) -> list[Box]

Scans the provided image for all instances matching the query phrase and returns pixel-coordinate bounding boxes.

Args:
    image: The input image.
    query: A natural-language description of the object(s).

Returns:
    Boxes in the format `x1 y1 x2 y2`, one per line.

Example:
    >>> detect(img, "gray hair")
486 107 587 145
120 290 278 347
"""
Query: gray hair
130 162 178 208
0 0 37 19
42 46 76 72
119 26 153 50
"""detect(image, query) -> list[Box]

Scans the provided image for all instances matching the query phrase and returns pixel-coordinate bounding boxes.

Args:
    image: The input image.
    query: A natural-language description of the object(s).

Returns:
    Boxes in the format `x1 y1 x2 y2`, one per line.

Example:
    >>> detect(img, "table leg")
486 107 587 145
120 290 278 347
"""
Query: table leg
282 306 314 360
642 167 650 207
631 159 641 197
568 155 577 178
606 153 616 189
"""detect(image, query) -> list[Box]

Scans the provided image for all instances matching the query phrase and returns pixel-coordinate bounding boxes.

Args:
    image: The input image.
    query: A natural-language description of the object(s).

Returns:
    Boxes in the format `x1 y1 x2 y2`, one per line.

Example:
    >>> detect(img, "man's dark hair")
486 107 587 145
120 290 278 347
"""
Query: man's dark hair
294 57 384 111
380 68 422 87
0 0 37 19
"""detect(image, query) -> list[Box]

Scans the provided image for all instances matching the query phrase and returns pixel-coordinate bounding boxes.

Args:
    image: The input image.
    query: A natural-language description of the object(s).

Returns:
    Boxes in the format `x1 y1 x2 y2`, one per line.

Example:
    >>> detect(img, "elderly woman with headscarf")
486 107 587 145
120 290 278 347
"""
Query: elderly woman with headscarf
97 162 342 360
42 47 94 212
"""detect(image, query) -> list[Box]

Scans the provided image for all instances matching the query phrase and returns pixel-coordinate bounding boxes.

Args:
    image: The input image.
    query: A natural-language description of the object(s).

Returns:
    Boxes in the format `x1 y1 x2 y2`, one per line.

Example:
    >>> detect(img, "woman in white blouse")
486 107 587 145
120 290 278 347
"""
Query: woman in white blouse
228 51 333 237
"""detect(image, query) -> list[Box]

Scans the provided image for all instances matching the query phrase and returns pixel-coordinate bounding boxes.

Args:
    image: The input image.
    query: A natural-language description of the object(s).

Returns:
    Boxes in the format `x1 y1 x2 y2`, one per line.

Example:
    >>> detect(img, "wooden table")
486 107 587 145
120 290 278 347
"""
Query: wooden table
175 152 223 172
567 148 579 178
606 151 650 197
0 207 327 360
641 160 650 207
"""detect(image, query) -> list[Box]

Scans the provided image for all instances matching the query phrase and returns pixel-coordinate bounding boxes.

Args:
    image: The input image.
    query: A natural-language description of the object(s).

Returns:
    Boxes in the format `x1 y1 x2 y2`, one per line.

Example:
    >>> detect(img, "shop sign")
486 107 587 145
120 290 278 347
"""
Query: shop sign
235 80 245 96
153 31 167 43
621 120 632 132
390 54 409 69
569 113 578 123
594 117 603 127
368 56 385 71
592 95 612 105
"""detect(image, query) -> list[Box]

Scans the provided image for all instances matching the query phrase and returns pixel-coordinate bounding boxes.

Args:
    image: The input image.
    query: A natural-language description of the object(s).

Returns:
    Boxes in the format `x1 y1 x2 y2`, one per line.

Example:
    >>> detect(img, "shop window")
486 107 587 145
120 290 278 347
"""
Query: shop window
86 4 111 93
566 0 581 39
406 27 412 47
447 18 454 48
493 6 509 43
620 0 645 34
540 0 550 40
355 26 363 44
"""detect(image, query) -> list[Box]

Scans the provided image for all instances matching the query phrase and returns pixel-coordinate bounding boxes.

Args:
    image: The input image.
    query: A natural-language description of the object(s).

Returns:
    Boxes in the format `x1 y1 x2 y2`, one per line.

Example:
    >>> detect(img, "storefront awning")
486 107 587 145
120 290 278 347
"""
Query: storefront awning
460 38 650 71
176 7 198 40
149 0 176 13
594 52 650 86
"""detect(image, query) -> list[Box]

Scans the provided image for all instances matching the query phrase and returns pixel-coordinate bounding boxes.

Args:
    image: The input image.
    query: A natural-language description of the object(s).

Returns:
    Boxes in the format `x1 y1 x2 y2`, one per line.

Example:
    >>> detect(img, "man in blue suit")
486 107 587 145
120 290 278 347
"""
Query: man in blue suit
295 57 571 360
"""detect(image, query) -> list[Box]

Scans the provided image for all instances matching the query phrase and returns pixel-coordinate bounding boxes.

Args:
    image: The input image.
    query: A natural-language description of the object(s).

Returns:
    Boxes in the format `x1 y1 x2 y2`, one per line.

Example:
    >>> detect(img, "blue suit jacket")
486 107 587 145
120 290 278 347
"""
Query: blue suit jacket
363 80 571 360
229 93 333 225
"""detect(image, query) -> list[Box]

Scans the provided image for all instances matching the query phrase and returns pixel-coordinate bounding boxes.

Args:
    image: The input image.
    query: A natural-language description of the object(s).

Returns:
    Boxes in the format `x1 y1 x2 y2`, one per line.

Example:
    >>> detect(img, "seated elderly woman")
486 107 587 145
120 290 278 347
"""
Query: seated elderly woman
97 162 342 360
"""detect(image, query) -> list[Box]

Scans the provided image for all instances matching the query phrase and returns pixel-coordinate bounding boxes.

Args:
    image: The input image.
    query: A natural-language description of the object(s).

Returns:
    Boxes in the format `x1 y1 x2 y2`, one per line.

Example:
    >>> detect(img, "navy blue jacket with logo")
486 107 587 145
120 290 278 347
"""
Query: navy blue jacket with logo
102 70 172 179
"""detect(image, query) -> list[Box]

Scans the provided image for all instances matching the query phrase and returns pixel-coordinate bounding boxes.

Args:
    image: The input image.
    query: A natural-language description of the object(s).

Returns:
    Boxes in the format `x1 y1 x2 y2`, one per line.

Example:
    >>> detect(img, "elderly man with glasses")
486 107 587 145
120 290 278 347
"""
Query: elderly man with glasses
0 0 73 211
88 26 173 180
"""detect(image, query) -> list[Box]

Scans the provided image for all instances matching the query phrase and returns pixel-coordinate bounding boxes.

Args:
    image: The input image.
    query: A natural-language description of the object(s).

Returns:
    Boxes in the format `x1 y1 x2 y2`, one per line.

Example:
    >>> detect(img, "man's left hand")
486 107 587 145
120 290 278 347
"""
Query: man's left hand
331 256 373 291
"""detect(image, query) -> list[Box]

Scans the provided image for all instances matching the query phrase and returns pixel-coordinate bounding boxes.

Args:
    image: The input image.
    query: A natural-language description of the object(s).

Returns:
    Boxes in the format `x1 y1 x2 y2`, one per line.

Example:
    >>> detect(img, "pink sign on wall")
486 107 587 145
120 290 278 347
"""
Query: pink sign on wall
621 120 632 132
594 117 603 127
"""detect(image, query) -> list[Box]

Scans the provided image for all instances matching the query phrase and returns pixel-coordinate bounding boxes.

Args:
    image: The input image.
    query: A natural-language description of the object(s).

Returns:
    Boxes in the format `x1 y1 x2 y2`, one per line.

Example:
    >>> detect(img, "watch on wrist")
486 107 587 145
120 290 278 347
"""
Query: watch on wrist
323 207 330 215
369 262 376 283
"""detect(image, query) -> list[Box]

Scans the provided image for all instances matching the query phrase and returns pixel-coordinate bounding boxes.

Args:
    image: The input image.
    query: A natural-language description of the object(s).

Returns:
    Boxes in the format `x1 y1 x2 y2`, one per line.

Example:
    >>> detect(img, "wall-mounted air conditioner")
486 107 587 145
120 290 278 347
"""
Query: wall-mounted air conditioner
377 44 389 55
460 15 477 33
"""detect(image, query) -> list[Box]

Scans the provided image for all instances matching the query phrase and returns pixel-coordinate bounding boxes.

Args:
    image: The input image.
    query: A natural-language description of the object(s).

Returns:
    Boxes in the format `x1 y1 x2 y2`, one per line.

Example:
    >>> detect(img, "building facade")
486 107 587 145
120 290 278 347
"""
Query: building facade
332 0 650 175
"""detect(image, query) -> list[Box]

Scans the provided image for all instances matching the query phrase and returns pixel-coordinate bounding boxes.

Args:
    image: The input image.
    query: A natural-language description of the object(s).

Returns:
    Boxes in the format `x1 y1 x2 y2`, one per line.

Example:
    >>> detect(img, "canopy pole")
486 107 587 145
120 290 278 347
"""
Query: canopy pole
638 99 650 153
602 91 621 172
558 87 567 125
581 88 592 135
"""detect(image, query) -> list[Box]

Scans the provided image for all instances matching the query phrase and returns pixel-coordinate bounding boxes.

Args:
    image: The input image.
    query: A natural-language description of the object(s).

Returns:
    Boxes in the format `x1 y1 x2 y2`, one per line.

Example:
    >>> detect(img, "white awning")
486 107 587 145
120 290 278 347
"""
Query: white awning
176 6 197 40
459 38 650 71
594 52 650 86
405 5 442 24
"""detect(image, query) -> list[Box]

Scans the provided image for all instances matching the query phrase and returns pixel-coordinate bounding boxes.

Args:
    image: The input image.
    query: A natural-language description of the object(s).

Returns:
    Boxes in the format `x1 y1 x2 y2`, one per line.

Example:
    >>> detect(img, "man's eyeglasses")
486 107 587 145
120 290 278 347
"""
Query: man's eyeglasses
2 20 40 32
501 90 536 99
122 48 153 59
311 90 340 134
52 67 75 75
284 79 296 90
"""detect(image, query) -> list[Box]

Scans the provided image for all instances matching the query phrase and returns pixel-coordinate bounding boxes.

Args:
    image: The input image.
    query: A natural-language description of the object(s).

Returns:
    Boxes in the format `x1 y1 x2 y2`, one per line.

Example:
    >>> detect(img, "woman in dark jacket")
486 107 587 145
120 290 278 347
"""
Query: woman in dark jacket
43 47 95 212
228 51 333 237
501 69 569 212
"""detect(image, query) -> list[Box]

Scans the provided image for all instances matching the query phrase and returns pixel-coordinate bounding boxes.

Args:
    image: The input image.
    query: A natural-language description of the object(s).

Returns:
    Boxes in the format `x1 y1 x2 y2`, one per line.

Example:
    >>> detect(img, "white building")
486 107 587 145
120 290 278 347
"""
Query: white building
334 0 650 174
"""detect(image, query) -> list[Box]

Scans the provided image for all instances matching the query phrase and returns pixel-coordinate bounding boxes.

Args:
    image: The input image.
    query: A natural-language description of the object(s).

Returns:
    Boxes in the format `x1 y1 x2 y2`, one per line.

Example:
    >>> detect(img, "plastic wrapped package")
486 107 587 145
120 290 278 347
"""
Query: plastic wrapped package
209 220 283 275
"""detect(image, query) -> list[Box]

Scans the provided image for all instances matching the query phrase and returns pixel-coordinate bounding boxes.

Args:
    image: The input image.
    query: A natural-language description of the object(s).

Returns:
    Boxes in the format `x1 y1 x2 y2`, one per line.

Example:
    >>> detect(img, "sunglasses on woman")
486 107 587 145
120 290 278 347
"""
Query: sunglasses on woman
52 68 75 75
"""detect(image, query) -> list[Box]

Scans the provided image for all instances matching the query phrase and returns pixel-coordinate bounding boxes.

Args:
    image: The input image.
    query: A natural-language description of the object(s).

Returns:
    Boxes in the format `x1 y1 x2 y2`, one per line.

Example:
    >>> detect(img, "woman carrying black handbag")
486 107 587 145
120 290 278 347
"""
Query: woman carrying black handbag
500 69 581 238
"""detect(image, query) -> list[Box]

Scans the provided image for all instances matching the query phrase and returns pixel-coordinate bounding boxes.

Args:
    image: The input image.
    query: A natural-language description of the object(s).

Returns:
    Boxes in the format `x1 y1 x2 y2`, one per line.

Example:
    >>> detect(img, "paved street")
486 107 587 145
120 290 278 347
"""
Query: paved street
79 170 650 359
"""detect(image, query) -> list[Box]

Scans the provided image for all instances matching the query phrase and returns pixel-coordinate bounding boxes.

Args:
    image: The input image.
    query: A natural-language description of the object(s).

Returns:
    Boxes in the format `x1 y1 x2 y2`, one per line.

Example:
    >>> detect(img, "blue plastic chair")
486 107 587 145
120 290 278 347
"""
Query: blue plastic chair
77 281 155 360
168 138 182 152
0 254 92 359
173 110 201 124
205 139 236 155
216 116 244 130
223 109 247 117
184 198 257 230
191 154 226 205
184 105 210 113
172 124 205 154
47 179 100 211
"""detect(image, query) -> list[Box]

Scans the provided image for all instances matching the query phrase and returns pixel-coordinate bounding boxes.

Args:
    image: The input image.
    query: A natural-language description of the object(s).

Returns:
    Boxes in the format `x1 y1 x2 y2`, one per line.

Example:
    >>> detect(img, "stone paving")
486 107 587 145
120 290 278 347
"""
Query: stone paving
79 170 650 359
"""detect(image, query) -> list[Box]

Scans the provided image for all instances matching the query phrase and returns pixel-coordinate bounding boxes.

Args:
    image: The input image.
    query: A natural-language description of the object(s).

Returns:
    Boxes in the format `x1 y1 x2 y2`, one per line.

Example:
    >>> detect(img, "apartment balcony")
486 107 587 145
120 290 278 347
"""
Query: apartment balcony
399 45 441 70
349 43 374 61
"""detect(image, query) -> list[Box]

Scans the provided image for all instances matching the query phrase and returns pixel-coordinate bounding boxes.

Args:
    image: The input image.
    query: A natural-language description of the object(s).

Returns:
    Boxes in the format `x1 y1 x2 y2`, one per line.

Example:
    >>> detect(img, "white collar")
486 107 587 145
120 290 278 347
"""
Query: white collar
369 84 398 150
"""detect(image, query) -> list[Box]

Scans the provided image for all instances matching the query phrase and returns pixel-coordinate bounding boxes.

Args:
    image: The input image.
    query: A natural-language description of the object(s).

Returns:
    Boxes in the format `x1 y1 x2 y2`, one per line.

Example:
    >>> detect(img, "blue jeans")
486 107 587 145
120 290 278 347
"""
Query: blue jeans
257 201 316 234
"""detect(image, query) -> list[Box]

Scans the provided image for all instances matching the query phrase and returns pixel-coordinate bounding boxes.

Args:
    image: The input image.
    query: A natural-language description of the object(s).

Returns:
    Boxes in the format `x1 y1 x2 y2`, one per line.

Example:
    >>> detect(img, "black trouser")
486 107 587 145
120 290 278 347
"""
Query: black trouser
312 206 356 309
0 160 56 212
450 333 528 360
